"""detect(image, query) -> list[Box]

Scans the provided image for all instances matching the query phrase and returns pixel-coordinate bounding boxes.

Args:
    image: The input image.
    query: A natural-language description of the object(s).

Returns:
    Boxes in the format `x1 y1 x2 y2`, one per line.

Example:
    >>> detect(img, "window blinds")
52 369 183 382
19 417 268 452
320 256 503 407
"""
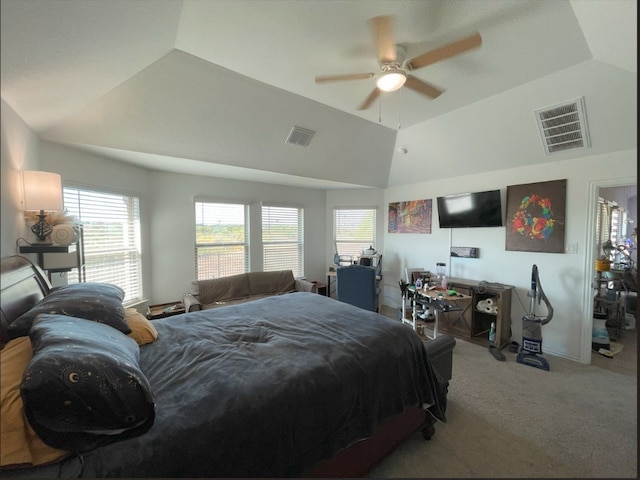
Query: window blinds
64 186 142 305
262 205 304 277
333 208 376 262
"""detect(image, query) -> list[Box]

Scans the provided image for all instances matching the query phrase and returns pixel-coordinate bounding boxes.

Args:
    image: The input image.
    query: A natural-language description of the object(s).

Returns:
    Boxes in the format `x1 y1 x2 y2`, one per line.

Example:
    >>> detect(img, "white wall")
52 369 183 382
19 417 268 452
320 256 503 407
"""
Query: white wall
38 141 327 305
0 100 41 257
329 149 636 364
148 171 326 302
2 107 636 365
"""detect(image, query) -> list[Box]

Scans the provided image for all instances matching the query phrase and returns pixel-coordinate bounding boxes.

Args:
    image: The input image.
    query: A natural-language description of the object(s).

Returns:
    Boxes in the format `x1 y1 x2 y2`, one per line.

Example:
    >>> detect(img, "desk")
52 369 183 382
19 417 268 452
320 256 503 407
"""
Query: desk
326 270 382 298
403 286 472 340
326 271 336 297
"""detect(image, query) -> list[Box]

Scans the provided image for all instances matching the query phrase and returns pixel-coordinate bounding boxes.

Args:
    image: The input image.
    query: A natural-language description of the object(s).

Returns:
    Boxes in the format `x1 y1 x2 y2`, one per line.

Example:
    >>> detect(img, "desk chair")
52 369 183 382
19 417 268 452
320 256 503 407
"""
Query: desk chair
336 264 379 312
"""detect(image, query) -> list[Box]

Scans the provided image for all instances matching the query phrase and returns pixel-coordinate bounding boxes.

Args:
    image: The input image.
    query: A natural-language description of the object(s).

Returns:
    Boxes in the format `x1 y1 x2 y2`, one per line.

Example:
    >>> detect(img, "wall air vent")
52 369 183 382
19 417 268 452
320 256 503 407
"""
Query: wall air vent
534 97 590 154
285 126 315 147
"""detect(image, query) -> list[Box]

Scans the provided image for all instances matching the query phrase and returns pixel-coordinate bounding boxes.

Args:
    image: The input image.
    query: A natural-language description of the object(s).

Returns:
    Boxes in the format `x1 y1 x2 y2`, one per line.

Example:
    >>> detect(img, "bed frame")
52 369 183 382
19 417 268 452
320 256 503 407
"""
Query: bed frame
1 255 455 477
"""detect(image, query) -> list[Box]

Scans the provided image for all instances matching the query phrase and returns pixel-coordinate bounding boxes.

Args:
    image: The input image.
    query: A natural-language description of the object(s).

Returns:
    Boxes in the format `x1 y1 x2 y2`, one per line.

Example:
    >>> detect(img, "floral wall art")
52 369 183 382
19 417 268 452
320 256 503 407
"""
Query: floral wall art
505 179 566 253
388 199 432 233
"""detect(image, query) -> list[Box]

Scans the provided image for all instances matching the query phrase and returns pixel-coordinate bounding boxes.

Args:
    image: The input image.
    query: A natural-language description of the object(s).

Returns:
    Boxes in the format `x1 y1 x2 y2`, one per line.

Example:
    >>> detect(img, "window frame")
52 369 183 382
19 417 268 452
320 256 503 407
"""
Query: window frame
333 207 377 264
194 201 250 280
63 184 142 306
262 204 304 277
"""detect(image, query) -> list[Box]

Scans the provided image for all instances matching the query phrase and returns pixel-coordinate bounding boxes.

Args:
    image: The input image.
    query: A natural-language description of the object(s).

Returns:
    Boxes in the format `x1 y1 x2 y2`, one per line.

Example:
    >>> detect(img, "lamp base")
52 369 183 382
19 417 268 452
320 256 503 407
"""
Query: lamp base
31 211 53 243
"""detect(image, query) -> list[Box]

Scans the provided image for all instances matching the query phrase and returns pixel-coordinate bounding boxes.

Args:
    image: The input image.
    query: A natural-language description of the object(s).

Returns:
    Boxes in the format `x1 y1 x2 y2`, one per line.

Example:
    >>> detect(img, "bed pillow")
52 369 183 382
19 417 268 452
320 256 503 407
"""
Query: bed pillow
8 282 130 339
125 308 158 345
21 314 155 452
1 337 69 468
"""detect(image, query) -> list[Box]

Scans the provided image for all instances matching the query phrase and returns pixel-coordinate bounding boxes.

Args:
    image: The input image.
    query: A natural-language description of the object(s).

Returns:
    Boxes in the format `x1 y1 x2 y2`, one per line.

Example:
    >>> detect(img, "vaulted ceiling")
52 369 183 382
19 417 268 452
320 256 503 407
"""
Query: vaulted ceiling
1 0 637 189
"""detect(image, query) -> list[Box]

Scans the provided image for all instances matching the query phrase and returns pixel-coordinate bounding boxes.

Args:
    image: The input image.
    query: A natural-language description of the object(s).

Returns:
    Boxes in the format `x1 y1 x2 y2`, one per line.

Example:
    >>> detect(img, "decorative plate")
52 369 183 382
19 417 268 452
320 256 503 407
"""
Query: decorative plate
51 224 79 246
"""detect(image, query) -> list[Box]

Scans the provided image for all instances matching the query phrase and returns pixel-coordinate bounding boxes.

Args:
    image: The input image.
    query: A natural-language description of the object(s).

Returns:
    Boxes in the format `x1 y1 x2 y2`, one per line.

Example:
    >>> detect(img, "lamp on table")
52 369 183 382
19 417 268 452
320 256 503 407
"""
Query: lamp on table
22 170 63 244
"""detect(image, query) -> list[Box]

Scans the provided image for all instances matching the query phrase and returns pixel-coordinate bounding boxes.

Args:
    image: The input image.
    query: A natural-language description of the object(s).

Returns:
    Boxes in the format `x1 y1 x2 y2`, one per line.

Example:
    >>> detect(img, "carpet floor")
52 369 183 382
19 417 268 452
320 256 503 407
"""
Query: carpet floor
368 325 637 478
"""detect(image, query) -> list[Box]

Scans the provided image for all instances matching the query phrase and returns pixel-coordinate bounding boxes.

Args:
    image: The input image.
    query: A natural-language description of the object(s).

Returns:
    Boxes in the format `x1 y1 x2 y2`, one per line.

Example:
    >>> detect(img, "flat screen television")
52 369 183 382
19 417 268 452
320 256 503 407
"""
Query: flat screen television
436 189 503 228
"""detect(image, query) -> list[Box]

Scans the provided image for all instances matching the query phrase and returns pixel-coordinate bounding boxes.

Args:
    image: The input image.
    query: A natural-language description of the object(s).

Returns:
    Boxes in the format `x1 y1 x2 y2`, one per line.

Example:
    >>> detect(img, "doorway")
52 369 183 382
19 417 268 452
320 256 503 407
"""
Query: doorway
583 180 637 366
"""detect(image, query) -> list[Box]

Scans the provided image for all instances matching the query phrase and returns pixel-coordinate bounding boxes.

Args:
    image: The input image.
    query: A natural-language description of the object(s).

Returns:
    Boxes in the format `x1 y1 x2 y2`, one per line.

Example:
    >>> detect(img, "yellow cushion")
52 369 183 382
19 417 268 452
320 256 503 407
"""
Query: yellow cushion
125 308 159 345
1 337 68 468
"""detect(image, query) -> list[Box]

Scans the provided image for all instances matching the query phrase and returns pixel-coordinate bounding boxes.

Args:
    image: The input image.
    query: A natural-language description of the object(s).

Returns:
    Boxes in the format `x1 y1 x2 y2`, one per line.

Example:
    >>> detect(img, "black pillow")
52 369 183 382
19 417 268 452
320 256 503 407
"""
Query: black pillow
8 282 130 338
21 314 155 452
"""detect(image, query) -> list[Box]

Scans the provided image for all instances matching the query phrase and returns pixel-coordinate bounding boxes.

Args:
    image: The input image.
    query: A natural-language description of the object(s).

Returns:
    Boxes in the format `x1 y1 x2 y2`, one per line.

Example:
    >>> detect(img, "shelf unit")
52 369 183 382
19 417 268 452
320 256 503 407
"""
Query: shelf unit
19 227 85 282
438 278 513 348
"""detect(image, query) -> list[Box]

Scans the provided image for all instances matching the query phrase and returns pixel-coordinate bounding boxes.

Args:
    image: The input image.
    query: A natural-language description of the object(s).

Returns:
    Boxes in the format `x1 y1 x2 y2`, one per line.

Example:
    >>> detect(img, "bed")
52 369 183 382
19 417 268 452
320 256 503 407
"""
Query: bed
1 255 455 478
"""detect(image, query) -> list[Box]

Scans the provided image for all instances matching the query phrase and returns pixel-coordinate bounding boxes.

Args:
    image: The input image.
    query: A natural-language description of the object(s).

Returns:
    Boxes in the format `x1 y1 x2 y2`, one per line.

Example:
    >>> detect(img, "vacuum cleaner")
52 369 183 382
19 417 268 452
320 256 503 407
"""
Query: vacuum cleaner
517 264 554 371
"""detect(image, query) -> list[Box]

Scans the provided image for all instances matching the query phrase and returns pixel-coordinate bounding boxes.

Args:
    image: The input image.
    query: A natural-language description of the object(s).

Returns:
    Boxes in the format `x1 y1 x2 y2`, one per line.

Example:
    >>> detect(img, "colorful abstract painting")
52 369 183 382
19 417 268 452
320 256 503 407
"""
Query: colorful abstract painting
388 199 432 233
505 179 566 253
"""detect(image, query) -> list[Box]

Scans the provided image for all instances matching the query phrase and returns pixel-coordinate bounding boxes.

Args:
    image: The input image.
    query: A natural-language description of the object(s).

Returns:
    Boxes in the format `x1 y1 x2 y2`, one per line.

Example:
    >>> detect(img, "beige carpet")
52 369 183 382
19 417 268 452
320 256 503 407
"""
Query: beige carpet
368 335 638 478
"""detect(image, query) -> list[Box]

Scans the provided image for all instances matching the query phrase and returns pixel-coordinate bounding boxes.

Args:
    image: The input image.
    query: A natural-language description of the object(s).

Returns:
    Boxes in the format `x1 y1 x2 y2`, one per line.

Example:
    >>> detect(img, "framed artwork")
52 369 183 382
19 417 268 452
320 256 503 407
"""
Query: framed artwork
388 199 432 233
505 179 566 253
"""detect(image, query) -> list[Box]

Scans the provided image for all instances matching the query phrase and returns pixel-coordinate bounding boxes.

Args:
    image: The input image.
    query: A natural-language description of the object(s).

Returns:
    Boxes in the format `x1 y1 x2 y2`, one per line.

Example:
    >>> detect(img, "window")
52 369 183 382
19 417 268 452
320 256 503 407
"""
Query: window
596 197 627 253
333 208 376 262
195 202 249 279
262 205 304 277
64 186 142 305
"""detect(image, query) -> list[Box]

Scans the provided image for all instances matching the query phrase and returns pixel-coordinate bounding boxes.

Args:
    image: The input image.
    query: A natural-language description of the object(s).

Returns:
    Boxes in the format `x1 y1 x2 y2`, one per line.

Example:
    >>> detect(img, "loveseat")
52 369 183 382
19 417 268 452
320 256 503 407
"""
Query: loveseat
183 270 316 312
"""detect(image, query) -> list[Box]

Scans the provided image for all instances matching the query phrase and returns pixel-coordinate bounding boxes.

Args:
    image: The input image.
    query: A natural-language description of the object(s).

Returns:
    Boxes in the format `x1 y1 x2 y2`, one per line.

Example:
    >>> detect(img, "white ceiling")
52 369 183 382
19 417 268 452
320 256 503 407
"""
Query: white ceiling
1 0 637 189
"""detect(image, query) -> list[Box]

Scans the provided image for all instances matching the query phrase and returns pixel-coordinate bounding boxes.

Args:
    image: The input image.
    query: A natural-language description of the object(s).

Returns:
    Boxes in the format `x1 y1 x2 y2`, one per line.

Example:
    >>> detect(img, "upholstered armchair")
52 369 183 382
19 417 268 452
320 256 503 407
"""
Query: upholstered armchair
336 264 379 312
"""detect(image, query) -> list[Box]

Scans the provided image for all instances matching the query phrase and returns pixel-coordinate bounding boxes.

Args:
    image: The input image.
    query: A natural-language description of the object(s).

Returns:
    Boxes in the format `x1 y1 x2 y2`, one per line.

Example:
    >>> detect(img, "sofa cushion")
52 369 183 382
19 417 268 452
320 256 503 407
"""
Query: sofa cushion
247 270 295 296
197 273 251 305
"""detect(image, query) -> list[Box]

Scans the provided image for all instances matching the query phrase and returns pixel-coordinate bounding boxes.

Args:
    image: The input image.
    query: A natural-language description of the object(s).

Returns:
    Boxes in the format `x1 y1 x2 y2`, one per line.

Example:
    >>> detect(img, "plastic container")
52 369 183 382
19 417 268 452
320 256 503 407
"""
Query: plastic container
489 321 496 344
591 312 610 350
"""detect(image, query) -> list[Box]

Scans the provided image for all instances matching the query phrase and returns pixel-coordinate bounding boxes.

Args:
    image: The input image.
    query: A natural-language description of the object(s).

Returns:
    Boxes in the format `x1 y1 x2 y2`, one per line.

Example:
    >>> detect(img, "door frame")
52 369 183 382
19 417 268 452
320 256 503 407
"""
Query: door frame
582 178 637 364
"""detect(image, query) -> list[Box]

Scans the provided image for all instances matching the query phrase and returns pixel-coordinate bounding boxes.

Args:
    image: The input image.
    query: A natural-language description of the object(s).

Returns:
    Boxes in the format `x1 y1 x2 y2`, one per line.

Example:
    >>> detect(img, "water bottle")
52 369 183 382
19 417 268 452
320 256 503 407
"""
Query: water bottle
489 322 496 344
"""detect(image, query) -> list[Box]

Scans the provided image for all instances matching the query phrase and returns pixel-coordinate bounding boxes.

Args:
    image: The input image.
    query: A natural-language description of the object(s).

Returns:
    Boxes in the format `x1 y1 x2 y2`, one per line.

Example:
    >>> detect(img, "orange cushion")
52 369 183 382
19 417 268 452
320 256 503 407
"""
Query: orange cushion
125 308 159 345
1 337 68 468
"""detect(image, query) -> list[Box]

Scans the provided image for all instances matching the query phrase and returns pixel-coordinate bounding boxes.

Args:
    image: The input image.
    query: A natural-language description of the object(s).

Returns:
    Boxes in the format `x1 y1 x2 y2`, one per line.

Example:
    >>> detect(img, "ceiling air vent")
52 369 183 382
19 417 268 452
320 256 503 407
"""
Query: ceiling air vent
285 126 315 147
534 97 590 154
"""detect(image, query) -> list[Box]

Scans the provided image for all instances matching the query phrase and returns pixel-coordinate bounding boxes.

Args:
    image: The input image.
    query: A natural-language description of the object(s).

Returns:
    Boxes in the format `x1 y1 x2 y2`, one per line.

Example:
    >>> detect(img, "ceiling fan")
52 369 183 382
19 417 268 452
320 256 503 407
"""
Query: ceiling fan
315 15 482 110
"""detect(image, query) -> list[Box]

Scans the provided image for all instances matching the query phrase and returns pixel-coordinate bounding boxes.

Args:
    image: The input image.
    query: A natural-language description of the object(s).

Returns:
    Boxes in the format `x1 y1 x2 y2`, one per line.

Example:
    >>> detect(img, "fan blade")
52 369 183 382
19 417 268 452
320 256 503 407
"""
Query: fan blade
404 76 443 99
406 32 482 71
357 89 380 110
369 15 396 64
315 72 375 84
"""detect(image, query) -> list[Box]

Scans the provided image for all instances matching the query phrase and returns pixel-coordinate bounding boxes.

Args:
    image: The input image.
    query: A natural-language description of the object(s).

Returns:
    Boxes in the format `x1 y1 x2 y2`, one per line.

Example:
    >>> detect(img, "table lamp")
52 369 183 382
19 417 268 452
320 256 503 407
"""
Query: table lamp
23 170 63 243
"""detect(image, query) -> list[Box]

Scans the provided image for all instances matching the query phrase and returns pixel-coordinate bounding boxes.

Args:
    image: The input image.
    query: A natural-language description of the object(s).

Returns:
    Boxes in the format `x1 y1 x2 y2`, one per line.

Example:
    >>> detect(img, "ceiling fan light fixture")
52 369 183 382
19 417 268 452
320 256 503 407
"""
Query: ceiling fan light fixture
376 68 406 92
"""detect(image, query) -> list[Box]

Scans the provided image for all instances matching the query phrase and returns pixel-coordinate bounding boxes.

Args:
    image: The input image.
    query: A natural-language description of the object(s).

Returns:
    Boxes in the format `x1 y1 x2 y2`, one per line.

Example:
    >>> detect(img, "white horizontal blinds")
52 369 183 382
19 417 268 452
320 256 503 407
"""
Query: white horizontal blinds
195 202 249 280
610 207 623 245
262 206 303 277
63 187 142 305
596 198 611 255
333 208 376 262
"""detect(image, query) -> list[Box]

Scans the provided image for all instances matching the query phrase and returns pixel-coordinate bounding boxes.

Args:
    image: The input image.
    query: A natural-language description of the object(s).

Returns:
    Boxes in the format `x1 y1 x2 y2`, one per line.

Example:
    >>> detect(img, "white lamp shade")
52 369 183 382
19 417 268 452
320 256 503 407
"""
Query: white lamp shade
376 70 406 92
23 171 63 212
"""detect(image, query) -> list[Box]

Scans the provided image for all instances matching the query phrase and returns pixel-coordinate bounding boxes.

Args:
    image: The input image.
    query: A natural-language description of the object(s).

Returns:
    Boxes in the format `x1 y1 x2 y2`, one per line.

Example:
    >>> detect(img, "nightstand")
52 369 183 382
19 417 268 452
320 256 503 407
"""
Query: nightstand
147 301 186 320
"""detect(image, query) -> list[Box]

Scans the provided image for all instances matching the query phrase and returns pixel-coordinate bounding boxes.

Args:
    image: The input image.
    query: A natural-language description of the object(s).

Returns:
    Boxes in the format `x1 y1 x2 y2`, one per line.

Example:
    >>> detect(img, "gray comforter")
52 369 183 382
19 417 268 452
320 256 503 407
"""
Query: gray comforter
6 292 445 478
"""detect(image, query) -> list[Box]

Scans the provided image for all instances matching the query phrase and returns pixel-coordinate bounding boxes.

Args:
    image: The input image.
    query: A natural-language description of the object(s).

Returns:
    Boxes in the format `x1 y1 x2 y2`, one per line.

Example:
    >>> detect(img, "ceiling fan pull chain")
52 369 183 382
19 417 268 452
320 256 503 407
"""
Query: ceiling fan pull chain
378 92 382 123
397 88 402 129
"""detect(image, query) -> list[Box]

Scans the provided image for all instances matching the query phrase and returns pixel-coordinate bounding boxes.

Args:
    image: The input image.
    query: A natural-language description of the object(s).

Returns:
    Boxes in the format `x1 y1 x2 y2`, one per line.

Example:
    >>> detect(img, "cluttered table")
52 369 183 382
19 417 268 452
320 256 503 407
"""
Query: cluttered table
402 285 472 339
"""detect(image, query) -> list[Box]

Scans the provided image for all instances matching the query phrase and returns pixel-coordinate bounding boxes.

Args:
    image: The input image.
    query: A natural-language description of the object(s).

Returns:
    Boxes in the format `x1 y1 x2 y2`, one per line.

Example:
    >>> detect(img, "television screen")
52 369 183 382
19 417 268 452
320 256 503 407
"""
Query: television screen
437 189 503 228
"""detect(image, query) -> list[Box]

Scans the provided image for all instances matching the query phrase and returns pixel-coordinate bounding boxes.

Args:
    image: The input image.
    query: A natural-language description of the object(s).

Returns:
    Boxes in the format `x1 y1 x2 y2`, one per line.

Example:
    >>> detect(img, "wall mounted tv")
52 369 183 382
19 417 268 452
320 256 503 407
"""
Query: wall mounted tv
436 189 503 228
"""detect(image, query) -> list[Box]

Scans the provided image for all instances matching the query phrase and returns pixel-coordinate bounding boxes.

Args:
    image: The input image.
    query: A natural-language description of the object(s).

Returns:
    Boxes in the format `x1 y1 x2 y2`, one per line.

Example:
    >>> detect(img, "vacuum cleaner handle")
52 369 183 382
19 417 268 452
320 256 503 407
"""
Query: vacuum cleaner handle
532 264 554 325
